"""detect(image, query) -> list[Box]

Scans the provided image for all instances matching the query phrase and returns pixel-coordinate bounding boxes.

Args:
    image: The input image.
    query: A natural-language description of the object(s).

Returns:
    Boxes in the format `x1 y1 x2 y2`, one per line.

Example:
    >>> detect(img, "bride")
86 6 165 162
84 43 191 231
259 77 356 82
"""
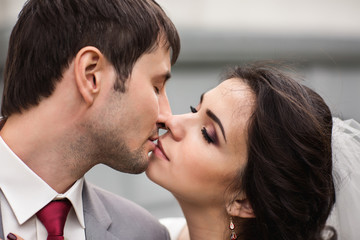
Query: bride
147 63 337 240
5 64 359 240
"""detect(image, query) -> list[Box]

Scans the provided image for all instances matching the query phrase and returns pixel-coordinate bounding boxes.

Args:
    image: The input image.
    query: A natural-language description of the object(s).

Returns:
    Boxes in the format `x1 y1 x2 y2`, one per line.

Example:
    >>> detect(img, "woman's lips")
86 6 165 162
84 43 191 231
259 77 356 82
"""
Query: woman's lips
155 140 169 161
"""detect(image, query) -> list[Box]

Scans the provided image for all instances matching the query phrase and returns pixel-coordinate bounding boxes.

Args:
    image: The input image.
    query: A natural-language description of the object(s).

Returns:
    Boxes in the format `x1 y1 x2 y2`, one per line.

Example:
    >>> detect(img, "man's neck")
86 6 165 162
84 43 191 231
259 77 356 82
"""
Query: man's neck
0 113 89 193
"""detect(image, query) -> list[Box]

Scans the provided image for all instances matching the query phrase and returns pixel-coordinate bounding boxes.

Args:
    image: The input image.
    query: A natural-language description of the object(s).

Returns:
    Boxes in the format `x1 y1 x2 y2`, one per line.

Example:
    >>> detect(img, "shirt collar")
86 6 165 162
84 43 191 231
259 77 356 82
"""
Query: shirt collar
0 137 85 227
55 178 85 228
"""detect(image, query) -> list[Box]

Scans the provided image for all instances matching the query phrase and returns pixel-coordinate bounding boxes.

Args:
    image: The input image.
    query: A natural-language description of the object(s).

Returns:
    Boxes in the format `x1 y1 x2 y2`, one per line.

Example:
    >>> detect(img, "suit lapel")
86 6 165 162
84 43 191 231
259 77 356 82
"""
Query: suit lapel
82 180 119 240
0 181 119 240
84 212 119 240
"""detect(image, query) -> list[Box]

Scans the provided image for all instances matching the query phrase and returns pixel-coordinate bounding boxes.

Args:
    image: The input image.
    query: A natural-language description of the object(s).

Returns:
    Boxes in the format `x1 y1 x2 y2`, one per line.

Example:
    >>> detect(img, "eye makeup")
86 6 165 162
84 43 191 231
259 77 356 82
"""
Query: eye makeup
190 105 221 145
201 127 218 145
190 106 197 113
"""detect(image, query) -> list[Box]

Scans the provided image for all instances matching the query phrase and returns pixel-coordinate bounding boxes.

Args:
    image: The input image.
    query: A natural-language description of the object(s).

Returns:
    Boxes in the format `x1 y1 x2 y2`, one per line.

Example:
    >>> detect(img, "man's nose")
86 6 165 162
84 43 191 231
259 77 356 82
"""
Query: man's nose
157 93 172 127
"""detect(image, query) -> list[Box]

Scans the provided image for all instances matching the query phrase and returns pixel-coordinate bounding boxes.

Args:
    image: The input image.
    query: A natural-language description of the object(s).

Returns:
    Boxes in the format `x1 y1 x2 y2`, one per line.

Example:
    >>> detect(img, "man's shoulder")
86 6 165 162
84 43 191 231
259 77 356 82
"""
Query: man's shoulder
86 181 150 216
83 181 170 240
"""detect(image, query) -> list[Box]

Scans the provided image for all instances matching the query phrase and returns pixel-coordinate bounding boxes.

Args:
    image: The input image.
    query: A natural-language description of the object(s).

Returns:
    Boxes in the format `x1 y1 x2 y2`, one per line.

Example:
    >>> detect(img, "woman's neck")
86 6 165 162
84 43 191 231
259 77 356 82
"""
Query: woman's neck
177 199 230 240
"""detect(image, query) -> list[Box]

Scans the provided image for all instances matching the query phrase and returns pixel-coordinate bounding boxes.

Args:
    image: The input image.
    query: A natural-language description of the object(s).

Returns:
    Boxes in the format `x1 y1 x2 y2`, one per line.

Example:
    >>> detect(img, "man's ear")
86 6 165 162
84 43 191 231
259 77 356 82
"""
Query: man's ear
227 197 255 219
74 46 103 105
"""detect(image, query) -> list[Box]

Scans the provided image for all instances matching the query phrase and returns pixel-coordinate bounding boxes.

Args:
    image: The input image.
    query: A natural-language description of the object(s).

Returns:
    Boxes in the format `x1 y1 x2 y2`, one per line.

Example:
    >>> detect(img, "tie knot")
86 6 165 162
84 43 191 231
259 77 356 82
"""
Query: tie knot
36 199 72 240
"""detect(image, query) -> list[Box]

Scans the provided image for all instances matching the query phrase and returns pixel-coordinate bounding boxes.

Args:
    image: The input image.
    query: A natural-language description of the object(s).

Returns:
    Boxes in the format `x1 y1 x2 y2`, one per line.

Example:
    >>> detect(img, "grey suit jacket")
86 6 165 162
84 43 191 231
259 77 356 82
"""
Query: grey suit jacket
0 180 170 240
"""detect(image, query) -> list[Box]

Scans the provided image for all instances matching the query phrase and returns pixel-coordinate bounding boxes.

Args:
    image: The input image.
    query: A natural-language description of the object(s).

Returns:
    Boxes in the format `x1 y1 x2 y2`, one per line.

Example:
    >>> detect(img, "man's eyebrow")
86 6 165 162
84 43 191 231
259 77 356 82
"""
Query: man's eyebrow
154 71 171 85
206 109 227 142
201 92 226 142
163 72 171 83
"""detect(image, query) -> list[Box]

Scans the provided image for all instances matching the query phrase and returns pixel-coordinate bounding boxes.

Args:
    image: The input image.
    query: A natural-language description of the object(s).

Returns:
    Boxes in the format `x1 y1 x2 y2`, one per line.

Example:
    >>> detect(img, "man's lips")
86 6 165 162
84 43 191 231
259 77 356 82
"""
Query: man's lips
148 135 158 142
148 135 159 152
147 140 156 152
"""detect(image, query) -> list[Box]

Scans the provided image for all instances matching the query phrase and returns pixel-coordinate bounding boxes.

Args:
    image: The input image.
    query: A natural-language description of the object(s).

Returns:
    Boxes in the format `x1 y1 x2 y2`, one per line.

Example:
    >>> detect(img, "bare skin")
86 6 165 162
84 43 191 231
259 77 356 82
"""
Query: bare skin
1 44 172 194
147 79 256 240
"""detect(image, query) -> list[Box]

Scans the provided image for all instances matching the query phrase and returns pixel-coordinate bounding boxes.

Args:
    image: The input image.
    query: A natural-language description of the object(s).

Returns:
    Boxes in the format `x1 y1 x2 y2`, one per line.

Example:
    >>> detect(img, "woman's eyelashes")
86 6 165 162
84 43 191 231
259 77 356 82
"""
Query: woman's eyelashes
201 127 214 144
190 106 216 144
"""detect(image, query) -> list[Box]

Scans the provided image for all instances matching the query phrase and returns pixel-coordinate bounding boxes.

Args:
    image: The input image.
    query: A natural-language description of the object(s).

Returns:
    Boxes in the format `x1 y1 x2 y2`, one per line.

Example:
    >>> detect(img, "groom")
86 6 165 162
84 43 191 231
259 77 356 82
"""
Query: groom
0 0 180 239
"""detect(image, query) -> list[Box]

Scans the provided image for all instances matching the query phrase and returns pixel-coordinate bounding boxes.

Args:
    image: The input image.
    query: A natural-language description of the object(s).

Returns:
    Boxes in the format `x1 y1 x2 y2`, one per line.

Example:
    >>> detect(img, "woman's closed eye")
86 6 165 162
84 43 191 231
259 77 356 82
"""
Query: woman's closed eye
190 106 215 144
201 127 214 144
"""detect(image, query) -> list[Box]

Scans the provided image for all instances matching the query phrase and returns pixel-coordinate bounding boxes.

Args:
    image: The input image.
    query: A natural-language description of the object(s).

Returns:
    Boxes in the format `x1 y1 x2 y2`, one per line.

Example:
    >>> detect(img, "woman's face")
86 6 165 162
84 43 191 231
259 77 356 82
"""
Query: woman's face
146 78 255 206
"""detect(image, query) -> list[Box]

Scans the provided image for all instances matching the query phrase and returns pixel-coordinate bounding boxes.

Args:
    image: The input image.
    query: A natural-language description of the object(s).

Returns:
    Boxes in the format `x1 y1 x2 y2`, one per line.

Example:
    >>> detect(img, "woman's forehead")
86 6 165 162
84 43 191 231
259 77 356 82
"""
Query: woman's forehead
211 79 255 112
208 78 255 151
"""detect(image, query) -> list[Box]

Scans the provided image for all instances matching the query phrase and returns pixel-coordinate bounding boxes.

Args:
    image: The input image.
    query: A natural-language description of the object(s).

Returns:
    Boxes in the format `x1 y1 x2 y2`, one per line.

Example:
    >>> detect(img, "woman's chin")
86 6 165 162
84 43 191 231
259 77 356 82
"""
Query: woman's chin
145 163 163 184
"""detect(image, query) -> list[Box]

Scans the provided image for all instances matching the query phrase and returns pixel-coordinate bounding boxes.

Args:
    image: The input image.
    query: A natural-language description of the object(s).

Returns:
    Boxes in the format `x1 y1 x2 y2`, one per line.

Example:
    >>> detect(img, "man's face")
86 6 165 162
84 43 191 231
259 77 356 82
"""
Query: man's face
87 45 172 173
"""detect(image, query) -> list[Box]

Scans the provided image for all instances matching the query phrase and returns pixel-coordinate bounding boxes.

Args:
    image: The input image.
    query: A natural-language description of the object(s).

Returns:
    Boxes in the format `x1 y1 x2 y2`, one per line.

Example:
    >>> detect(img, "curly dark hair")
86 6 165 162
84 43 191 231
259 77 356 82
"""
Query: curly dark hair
225 63 335 240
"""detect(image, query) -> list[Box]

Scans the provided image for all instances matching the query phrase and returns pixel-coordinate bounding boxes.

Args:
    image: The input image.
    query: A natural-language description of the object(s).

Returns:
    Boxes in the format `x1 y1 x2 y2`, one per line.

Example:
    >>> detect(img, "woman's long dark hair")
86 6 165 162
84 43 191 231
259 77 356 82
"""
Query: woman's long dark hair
225 63 335 240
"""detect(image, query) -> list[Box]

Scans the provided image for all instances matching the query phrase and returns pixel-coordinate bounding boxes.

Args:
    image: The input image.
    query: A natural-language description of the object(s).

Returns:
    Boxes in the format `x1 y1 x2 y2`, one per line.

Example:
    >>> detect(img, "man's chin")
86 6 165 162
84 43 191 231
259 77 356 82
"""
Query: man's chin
109 162 148 174
113 153 149 174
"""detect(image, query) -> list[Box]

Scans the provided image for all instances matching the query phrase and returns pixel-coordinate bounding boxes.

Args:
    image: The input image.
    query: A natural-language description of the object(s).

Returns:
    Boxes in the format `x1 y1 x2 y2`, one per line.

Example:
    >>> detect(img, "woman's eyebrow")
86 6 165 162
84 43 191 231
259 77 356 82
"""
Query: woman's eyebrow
200 92 227 142
206 109 227 142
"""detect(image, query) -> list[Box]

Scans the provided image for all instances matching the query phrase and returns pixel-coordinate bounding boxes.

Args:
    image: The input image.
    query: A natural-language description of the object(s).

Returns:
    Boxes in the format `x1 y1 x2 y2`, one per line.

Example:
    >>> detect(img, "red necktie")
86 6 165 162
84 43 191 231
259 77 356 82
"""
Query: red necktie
36 199 72 240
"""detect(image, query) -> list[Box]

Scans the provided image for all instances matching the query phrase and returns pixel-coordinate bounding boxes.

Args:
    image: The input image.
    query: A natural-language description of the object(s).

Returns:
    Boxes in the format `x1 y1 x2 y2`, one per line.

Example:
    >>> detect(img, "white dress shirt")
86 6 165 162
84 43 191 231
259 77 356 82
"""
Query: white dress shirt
0 137 86 240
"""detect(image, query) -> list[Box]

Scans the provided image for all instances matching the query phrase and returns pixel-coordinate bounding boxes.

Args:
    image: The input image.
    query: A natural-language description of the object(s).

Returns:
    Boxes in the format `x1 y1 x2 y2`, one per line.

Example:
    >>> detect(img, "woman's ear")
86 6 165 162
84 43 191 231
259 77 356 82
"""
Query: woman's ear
227 197 255 219
74 46 103 106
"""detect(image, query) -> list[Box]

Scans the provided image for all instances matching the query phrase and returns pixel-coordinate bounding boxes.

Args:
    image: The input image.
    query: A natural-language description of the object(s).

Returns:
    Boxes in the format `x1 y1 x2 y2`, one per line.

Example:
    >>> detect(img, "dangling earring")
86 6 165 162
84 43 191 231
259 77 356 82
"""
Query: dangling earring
229 217 237 240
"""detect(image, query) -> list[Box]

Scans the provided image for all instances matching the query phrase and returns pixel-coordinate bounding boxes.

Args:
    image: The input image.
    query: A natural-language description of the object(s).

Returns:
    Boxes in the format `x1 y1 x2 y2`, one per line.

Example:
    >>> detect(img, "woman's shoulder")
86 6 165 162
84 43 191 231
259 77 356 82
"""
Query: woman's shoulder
160 217 187 240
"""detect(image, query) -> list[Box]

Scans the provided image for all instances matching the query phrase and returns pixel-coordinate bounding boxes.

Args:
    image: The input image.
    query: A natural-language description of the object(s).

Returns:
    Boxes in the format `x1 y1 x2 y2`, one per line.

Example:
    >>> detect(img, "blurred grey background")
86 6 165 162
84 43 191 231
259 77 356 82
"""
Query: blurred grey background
1 0 359 219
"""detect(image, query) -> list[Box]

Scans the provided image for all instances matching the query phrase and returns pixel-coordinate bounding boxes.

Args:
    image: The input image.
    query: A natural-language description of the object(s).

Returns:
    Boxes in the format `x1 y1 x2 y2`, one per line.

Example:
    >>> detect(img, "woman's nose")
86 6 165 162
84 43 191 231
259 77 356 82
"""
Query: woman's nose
164 113 191 141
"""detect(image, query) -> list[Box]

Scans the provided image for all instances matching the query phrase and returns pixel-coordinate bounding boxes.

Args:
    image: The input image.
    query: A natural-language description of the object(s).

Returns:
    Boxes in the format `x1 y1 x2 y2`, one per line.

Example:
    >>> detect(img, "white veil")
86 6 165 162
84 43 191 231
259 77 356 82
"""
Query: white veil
326 117 360 240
